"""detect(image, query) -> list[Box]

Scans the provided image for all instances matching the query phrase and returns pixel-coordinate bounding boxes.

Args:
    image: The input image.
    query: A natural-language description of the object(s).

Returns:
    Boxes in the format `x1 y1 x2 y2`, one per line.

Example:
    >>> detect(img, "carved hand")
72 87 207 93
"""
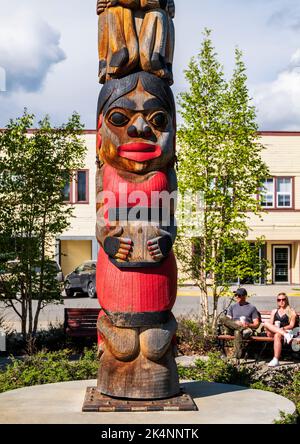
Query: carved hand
97 0 114 15
147 230 173 262
104 236 133 261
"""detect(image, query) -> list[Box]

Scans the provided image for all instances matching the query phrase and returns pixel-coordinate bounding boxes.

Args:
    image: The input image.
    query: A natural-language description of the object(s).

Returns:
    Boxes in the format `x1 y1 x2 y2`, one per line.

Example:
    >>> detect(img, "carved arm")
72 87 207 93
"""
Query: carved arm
96 167 133 261
147 168 177 261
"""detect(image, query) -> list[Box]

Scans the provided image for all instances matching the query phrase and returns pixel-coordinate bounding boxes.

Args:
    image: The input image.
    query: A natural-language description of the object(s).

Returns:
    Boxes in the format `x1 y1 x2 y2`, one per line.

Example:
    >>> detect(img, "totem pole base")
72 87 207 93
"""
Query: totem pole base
97 346 180 400
82 387 198 413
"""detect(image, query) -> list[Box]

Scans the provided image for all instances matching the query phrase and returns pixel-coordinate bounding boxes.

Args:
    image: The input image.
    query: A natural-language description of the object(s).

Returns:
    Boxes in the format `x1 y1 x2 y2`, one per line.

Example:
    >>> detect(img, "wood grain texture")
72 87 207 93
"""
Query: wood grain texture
97 342 180 399
97 315 139 361
97 0 175 83
139 9 172 82
95 1 179 401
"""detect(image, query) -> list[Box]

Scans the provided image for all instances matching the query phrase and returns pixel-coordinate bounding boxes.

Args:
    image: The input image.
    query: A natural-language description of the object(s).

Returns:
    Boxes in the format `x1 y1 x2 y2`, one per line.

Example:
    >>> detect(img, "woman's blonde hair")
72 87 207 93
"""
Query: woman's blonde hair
277 293 294 321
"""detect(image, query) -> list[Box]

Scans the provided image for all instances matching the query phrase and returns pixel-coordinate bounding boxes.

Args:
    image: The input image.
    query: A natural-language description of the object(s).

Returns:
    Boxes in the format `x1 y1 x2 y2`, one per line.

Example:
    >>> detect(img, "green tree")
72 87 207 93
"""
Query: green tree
176 30 269 335
0 111 86 346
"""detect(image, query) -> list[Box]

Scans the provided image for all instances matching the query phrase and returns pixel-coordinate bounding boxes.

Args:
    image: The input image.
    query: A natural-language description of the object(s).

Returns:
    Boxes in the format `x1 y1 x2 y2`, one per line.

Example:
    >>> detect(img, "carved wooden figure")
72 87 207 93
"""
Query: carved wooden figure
97 0 175 84
95 71 180 399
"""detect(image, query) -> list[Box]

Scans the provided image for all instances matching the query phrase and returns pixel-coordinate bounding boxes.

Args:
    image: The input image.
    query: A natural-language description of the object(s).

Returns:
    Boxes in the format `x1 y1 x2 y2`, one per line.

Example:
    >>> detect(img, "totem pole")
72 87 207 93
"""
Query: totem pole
83 0 195 409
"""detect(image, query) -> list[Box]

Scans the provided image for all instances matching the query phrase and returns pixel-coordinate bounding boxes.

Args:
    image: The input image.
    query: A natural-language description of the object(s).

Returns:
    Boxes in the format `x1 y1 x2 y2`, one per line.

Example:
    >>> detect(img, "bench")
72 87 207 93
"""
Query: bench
64 308 100 339
64 308 300 356
217 310 300 358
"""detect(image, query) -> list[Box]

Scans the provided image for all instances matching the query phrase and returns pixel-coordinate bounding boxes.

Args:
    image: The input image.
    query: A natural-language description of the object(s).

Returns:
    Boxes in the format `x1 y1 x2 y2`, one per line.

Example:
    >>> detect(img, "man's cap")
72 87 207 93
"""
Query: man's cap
234 288 248 297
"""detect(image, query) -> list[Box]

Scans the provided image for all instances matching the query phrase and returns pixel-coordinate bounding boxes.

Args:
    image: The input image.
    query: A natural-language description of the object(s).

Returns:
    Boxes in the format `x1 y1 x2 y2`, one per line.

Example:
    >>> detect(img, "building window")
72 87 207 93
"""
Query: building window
62 181 71 202
261 178 275 208
261 177 293 209
277 178 292 208
75 170 89 203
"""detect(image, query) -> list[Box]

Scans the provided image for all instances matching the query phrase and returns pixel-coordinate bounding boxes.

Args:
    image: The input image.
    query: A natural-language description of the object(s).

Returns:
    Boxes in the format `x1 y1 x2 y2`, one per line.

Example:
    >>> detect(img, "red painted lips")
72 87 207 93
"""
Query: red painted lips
118 143 162 162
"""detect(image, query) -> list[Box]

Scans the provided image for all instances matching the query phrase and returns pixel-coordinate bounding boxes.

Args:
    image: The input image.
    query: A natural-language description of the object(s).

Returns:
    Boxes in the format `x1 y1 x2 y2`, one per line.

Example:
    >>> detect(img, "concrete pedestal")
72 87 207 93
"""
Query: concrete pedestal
0 380 295 424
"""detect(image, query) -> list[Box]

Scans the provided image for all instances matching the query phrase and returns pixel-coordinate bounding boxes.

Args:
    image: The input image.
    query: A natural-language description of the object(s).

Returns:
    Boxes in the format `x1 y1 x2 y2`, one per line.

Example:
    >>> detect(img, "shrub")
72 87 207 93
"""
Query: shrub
250 381 274 392
280 370 300 416
5 325 67 355
273 411 297 424
178 352 254 385
5 324 97 356
0 347 98 393
176 317 218 355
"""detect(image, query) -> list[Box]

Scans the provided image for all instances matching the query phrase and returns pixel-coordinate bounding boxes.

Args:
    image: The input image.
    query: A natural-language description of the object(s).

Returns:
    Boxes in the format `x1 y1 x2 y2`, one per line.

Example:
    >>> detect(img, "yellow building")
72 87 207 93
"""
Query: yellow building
248 132 300 285
56 131 98 276
57 131 300 285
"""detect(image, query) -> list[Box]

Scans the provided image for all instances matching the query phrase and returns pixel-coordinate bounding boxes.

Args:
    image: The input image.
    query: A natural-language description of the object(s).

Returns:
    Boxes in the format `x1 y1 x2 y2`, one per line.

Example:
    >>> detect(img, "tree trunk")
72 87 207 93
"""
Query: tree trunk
33 300 42 336
212 285 219 334
201 289 209 336
20 283 27 340
33 212 47 337
198 207 210 336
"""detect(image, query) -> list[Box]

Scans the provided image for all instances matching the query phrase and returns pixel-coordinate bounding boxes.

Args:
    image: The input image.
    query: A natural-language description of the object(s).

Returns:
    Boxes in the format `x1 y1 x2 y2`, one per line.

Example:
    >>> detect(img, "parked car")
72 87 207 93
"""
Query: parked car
34 261 64 283
64 261 97 298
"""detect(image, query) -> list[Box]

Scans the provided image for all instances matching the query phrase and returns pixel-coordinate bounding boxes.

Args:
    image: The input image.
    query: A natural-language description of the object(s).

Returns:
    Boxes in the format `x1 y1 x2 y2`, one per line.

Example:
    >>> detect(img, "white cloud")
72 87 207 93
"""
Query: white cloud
254 50 300 130
0 9 66 93
1 0 300 130
290 49 300 68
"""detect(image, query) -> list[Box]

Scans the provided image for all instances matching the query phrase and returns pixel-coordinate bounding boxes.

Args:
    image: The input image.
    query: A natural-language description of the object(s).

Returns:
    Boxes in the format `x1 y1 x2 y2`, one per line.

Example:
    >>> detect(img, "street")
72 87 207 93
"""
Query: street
1 285 300 332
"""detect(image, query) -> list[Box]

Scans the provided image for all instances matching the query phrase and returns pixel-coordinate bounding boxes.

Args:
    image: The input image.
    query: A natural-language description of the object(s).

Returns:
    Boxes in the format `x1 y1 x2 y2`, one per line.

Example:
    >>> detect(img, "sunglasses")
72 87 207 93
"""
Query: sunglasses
277 298 287 302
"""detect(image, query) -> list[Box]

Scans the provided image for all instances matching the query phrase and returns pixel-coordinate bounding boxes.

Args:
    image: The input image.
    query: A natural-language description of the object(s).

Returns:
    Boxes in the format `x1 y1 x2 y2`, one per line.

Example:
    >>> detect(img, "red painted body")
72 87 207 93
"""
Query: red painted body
102 163 170 212
97 247 177 314
96 164 177 338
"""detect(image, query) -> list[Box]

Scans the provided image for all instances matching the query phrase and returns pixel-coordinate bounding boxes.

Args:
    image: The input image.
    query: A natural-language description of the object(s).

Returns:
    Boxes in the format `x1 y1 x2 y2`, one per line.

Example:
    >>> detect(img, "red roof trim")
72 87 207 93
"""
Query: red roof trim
2 129 300 136
24 129 97 135
258 131 300 136
81 130 97 134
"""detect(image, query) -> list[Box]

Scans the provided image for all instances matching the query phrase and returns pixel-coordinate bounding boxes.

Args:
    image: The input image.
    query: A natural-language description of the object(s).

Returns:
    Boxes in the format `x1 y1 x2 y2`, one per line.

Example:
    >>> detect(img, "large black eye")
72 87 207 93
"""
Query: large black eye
108 112 129 127
149 112 168 130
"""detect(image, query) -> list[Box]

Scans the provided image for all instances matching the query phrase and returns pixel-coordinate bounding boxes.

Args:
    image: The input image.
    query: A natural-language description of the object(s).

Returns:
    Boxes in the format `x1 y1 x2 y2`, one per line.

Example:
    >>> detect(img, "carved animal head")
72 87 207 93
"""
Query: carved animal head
96 72 176 173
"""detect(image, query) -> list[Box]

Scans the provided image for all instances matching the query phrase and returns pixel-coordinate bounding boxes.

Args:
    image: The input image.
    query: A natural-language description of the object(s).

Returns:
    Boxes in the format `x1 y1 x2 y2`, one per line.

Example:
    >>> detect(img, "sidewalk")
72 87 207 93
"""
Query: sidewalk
178 284 300 298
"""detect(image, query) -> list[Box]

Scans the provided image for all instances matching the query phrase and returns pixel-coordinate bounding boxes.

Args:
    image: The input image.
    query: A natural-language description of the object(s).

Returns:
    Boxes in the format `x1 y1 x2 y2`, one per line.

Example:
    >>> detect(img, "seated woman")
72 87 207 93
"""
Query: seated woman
264 293 297 367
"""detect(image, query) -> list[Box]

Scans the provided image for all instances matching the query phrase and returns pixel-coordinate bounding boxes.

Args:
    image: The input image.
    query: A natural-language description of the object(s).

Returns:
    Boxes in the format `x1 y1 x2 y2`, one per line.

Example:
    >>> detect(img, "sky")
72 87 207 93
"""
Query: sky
0 0 300 130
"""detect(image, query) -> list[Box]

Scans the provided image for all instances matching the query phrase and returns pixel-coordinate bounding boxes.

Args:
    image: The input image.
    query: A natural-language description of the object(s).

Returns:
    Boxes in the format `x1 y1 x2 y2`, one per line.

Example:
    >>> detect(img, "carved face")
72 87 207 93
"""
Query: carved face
98 80 175 173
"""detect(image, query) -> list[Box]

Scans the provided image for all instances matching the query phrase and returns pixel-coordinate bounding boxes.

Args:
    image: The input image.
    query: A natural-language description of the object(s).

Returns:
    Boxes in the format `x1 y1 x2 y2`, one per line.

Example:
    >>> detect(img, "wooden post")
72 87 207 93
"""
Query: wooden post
95 0 179 400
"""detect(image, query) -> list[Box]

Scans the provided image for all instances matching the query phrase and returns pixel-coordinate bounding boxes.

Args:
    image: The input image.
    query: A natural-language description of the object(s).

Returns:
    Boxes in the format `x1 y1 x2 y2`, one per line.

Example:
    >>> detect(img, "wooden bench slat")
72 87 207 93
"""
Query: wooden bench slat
217 335 274 342
66 330 97 337
66 327 97 331
66 310 100 315
64 308 100 339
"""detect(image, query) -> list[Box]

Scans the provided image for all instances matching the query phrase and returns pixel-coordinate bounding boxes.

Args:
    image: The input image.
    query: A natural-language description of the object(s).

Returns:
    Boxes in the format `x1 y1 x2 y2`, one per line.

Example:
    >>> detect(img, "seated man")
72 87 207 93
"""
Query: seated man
220 288 260 359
